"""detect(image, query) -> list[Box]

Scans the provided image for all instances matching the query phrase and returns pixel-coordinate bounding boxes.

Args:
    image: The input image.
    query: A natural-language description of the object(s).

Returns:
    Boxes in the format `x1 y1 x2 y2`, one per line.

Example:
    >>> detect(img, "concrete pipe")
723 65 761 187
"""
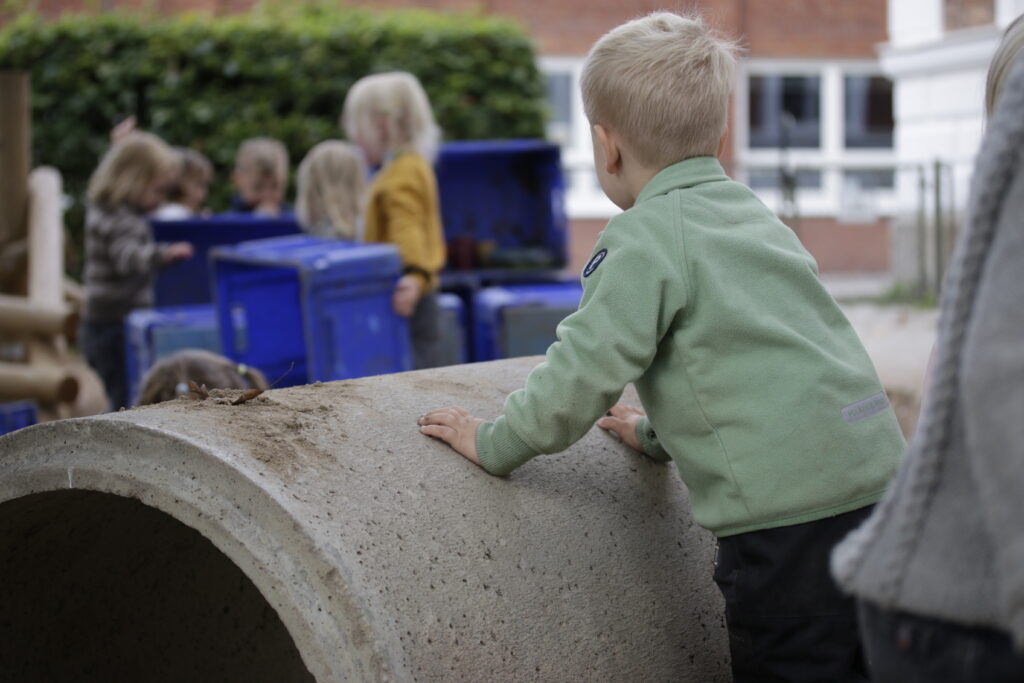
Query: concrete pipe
0 357 729 682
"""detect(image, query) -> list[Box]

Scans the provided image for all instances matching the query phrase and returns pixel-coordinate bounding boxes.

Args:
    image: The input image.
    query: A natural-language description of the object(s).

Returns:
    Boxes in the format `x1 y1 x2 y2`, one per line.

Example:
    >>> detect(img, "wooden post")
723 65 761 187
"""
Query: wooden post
0 71 30 253
26 167 63 308
0 295 78 338
0 361 77 403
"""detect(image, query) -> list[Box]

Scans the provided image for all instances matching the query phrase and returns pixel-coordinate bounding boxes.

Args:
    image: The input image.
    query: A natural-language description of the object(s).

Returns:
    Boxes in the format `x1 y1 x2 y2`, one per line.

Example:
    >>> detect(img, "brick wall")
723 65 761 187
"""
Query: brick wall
10 0 887 59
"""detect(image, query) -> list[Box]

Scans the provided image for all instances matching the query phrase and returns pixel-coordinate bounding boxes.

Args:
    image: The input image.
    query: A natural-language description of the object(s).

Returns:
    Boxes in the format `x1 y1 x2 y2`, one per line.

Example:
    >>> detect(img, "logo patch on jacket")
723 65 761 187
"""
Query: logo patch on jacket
583 248 608 277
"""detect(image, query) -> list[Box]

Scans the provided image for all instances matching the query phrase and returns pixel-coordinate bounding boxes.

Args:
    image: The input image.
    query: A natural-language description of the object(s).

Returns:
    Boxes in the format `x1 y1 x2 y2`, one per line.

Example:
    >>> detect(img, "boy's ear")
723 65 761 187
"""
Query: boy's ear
593 124 621 175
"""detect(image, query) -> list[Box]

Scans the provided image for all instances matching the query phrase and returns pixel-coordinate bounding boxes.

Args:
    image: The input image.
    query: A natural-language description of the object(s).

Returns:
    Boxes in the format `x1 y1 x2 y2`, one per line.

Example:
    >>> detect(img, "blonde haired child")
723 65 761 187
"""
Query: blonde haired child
230 137 291 217
342 71 446 369
137 349 268 406
153 147 213 220
81 132 194 411
295 140 367 240
420 13 905 681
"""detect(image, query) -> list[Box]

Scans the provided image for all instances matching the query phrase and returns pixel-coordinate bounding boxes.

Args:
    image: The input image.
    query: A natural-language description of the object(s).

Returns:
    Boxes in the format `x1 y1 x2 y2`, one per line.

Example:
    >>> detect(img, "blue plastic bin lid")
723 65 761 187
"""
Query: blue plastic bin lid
438 139 560 157
211 235 403 283
476 283 584 310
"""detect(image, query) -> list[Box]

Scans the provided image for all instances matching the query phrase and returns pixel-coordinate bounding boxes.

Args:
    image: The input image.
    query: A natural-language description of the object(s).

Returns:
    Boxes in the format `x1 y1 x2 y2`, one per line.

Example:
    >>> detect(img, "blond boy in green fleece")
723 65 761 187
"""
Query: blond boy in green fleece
419 12 904 681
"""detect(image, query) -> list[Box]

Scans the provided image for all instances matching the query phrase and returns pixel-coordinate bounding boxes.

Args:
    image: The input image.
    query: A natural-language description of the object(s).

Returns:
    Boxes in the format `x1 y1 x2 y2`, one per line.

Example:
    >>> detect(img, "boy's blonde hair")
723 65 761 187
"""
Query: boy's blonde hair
87 132 178 208
296 140 367 240
986 14 1024 117
234 137 289 179
581 12 737 168
341 71 441 162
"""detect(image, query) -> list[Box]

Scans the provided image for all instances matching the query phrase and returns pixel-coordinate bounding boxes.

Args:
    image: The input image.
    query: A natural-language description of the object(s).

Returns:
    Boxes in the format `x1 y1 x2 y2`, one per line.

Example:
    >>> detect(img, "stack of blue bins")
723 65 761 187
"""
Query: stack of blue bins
473 283 584 362
124 305 220 405
0 400 37 437
152 216 301 307
211 235 411 387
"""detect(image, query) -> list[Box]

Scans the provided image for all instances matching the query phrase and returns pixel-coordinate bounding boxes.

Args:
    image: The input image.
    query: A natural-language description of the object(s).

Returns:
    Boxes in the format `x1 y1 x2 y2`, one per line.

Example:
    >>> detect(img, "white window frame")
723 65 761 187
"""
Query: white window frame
538 56 619 219
736 59 898 219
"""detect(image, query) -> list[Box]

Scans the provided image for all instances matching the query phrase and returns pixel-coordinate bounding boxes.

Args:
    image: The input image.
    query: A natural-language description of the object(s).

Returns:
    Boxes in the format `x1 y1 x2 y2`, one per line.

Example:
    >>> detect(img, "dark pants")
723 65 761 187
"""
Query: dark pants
410 291 444 370
859 600 1024 682
80 319 127 412
713 506 873 683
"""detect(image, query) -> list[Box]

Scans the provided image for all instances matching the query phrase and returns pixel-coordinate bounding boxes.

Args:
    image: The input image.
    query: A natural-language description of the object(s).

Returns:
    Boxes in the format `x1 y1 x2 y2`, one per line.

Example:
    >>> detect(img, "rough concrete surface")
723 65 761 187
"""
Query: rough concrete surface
0 357 729 682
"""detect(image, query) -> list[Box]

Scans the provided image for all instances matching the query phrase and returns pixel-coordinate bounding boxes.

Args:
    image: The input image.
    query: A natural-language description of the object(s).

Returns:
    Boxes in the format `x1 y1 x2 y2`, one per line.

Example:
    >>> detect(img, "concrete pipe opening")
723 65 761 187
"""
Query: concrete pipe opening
0 358 730 681
0 489 313 682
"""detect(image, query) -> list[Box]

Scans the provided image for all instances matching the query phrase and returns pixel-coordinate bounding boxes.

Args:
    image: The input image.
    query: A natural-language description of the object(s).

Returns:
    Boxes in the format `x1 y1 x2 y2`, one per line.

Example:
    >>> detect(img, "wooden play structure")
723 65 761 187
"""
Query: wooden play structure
0 71 104 418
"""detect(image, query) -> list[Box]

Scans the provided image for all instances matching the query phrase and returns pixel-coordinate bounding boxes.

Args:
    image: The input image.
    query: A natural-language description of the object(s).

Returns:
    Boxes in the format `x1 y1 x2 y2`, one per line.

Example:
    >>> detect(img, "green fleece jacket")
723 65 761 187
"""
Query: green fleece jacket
476 156 905 537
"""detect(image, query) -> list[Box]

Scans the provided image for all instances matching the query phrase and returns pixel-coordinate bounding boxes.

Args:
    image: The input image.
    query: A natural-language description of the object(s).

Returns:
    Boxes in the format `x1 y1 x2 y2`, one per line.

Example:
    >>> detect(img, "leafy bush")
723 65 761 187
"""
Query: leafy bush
0 5 548 275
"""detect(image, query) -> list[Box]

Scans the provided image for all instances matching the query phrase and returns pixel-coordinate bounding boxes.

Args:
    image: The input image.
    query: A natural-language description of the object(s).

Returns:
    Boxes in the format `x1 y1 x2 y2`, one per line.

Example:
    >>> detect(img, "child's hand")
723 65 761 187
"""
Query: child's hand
110 115 137 144
597 403 646 453
164 242 194 263
418 406 484 467
393 274 422 317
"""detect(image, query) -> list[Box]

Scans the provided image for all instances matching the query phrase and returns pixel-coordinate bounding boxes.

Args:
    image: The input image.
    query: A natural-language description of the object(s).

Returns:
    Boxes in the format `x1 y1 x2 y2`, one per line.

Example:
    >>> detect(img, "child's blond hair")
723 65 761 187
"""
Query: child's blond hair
341 71 441 162
87 132 178 208
137 349 268 406
581 12 737 168
986 14 1024 117
296 140 367 240
234 137 289 180
166 147 213 203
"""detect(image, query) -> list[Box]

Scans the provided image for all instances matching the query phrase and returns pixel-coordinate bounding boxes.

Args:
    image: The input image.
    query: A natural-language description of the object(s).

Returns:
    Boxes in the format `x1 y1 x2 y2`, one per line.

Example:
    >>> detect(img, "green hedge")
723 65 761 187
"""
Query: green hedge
0 5 548 275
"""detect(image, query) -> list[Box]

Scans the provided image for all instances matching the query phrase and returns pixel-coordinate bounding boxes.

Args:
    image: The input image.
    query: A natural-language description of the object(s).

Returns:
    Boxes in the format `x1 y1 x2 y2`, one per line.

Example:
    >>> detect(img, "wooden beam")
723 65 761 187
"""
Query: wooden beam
0 294 78 338
26 167 63 308
0 361 78 403
0 71 30 251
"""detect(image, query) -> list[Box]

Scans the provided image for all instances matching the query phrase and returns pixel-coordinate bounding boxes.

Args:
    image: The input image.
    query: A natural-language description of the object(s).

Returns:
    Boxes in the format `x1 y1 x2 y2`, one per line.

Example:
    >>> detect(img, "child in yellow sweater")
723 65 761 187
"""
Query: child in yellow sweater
342 72 447 369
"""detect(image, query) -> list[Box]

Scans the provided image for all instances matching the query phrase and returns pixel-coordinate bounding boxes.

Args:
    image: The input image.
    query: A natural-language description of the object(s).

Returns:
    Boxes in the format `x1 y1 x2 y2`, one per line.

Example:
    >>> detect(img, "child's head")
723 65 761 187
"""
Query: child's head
581 12 736 170
137 349 268 406
341 71 440 165
232 137 289 214
87 131 179 213
986 14 1024 117
296 140 367 240
166 147 213 213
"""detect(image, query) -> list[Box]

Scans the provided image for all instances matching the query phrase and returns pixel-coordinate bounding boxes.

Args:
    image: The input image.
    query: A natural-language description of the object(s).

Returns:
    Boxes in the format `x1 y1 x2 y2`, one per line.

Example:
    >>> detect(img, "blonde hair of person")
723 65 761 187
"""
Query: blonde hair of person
166 147 213 203
234 137 289 179
986 13 1024 117
87 131 178 208
580 11 737 169
137 349 268 406
296 140 367 240
341 71 441 163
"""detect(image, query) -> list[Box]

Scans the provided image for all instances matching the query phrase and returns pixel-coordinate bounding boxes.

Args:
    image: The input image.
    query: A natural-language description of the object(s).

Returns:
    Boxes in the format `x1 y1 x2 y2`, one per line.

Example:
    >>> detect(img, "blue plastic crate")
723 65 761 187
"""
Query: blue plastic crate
124 304 220 406
152 215 301 307
0 400 37 436
437 292 467 367
211 235 411 386
472 283 583 362
436 140 567 271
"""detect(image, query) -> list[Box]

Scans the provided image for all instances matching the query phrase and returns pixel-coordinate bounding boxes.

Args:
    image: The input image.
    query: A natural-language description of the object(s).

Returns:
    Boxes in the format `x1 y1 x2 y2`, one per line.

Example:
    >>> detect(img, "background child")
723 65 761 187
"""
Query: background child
80 132 194 411
418 12 905 682
295 140 367 240
229 137 290 217
342 71 446 369
137 349 268 406
152 147 213 220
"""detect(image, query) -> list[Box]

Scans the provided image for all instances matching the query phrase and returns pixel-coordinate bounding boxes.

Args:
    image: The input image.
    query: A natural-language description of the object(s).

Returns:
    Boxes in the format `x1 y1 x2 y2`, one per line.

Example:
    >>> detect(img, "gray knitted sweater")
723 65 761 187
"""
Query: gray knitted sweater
832 53 1024 648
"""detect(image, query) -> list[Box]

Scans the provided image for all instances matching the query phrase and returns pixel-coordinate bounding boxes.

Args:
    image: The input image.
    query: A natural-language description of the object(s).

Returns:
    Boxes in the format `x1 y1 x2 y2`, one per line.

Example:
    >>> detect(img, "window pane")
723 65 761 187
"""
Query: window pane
844 76 894 148
747 168 823 190
844 168 895 190
544 72 573 144
748 75 821 148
